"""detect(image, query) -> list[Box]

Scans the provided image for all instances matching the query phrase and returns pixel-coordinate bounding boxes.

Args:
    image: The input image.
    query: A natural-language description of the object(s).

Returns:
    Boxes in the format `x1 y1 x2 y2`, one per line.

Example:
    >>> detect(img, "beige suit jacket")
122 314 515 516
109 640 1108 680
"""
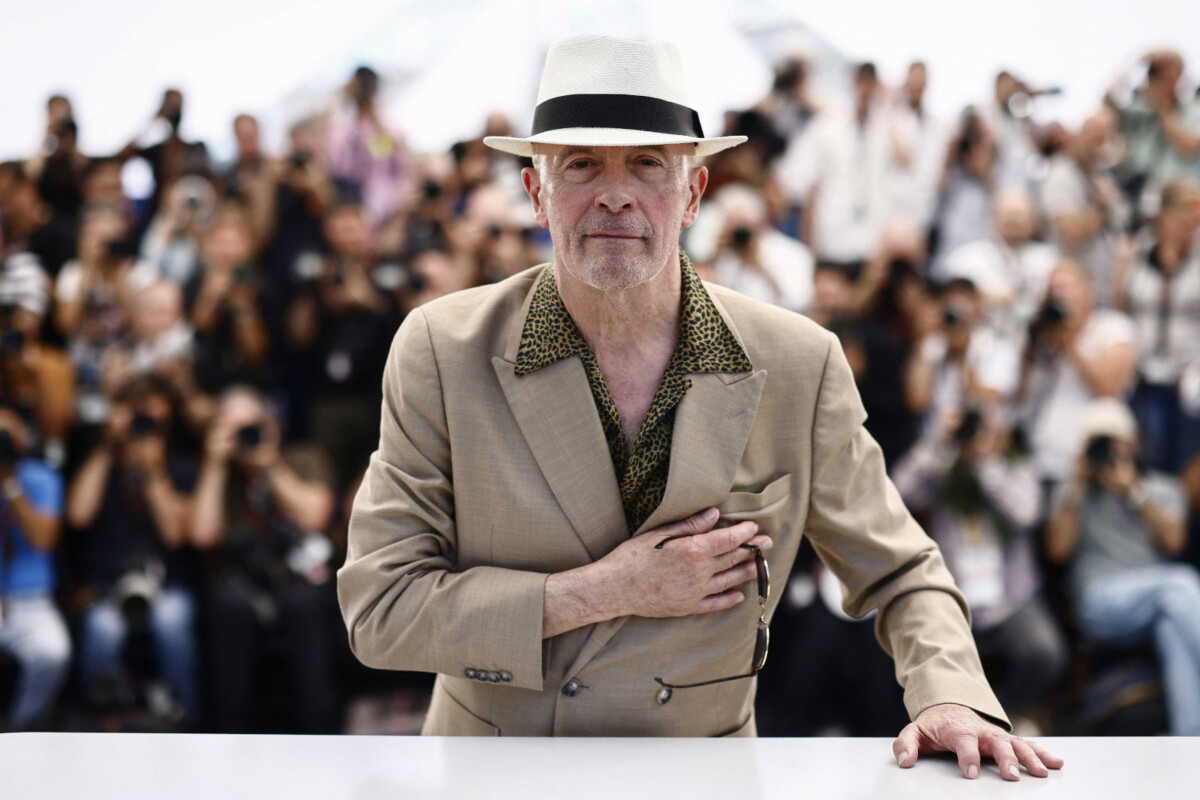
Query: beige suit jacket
337 263 1011 737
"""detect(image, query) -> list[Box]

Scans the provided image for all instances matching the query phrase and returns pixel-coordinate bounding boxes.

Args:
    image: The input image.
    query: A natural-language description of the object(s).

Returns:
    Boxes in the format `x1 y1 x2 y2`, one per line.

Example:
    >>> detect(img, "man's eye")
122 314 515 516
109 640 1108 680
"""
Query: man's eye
638 159 662 167
568 160 594 170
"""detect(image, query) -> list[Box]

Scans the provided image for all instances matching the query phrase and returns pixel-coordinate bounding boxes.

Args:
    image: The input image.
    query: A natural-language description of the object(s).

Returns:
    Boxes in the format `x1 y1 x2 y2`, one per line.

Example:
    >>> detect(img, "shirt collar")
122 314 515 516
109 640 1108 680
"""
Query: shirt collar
514 249 752 377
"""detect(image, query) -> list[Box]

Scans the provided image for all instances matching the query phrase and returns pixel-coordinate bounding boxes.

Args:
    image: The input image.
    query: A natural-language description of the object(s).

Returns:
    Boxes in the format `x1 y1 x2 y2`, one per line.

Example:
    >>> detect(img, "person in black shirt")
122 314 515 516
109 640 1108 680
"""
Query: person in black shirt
65 374 200 724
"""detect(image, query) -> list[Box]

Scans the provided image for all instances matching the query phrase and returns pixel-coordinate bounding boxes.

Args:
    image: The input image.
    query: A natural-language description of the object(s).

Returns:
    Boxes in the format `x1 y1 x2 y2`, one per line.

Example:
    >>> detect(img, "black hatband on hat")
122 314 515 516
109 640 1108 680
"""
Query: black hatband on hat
531 94 705 138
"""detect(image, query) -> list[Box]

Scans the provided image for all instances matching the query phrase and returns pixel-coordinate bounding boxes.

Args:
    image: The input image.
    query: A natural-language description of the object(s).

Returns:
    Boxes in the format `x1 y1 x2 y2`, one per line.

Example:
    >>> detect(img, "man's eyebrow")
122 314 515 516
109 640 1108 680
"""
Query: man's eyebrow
548 145 673 166
550 147 597 165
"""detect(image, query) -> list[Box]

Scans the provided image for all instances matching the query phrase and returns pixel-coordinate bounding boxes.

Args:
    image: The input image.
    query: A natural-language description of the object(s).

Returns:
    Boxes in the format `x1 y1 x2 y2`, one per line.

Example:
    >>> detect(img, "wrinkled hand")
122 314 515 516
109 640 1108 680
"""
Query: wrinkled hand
597 508 773 619
893 703 1064 781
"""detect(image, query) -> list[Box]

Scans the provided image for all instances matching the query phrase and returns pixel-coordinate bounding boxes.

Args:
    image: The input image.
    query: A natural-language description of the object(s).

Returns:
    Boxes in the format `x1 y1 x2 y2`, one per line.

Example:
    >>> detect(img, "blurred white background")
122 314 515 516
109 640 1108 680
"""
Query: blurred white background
1 0 1198 161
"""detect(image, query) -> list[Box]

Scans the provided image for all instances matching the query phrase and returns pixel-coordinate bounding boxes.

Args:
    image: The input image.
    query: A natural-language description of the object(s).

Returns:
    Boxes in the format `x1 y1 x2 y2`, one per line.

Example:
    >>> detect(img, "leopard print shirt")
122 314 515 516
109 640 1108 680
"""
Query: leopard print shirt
514 249 753 533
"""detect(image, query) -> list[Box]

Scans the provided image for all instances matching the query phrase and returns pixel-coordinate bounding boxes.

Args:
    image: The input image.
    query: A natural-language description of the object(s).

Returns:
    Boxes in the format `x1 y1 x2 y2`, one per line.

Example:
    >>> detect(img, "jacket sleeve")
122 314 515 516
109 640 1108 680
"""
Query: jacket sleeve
802 330 1011 731
337 307 550 691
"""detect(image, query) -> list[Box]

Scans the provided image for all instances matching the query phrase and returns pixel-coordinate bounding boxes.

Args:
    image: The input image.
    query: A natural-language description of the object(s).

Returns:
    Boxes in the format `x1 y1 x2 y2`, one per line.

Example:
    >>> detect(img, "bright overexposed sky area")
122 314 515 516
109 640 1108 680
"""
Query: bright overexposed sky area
2 0 1198 162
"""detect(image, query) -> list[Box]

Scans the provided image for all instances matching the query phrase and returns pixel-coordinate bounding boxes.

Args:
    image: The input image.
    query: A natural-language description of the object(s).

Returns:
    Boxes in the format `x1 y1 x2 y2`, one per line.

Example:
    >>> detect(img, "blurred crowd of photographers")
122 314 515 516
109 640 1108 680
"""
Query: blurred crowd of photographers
3 47 1200 736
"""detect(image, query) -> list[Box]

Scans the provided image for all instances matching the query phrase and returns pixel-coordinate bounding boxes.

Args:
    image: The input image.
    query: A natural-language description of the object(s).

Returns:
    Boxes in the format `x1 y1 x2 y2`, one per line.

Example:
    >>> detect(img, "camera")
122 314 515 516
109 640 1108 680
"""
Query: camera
130 413 159 438
1035 297 1068 329
109 562 165 629
0 428 17 468
1085 435 1115 472
1 329 24 354
422 179 442 202
943 305 966 329
237 424 263 450
290 152 309 170
731 227 753 250
104 237 139 260
954 407 983 445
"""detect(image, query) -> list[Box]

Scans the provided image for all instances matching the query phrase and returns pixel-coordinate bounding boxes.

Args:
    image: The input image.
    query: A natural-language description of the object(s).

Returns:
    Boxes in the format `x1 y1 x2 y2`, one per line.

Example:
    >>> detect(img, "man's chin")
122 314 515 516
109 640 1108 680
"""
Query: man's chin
568 256 662 291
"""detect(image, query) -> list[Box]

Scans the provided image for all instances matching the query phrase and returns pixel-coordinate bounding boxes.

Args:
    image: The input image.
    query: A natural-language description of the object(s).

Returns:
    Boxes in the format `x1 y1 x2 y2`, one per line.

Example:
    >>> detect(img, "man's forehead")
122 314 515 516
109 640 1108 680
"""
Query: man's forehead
534 143 694 162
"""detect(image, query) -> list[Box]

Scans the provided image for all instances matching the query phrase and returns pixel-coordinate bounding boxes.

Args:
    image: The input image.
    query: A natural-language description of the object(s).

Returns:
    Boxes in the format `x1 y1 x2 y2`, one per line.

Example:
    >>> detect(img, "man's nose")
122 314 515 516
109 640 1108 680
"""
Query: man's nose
593 162 636 213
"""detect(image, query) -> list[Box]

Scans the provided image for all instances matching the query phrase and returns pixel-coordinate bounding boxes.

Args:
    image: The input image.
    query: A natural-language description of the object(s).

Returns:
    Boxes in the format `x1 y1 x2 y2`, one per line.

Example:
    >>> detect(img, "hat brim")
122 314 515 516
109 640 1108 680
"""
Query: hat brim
484 128 747 158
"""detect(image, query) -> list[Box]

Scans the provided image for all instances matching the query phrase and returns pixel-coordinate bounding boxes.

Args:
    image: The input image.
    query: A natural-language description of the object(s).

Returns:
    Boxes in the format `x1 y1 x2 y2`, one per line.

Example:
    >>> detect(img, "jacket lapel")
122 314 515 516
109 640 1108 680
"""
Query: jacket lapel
561 364 767 682
493 355 630 560
492 266 629 560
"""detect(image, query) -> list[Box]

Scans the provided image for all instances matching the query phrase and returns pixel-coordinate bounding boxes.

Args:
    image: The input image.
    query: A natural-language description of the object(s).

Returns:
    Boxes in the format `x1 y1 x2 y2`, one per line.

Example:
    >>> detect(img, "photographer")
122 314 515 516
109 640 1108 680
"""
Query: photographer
0 407 70 730
904 277 1020 438
704 182 814 314
1045 399 1200 735
929 108 998 276
0 256 75 463
326 65 409 231
183 206 271 393
1113 179 1200 473
285 199 398 491
139 175 219 287
892 404 1067 724
1040 112 1130 307
939 190 1058 341
54 205 157 427
65 374 200 724
1017 259 1138 492
191 386 339 733
1105 50 1200 207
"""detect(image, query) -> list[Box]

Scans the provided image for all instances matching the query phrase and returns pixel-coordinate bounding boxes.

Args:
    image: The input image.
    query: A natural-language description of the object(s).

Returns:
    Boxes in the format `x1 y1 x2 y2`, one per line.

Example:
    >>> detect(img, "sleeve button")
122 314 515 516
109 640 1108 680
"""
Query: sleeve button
488 672 501 682
464 669 477 679
499 671 512 682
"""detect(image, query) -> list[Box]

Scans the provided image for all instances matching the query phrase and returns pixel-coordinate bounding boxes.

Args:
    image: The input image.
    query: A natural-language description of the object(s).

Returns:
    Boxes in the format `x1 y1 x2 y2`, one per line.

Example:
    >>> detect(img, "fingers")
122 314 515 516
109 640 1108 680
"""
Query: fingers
952 732 981 780
704 520 760 557
1025 739 1064 769
664 507 721 539
692 589 745 615
1011 738 1049 778
708 559 759 596
892 724 919 768
982 732 1021 781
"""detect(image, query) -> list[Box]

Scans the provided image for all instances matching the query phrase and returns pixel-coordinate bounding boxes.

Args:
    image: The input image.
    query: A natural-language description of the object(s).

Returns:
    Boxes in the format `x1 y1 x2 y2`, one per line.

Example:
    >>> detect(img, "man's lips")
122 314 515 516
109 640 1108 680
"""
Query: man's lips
586 231 644 239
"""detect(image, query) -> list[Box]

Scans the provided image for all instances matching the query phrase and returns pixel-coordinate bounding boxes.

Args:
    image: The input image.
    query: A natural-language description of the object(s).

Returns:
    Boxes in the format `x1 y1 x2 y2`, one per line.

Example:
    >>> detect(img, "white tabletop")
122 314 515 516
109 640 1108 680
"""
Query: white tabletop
1 733 1197 799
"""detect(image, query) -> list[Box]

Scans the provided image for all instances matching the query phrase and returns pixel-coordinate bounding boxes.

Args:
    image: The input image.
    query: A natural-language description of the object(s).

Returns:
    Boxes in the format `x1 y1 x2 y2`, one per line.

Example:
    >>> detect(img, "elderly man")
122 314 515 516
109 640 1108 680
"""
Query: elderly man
338 35 1062 781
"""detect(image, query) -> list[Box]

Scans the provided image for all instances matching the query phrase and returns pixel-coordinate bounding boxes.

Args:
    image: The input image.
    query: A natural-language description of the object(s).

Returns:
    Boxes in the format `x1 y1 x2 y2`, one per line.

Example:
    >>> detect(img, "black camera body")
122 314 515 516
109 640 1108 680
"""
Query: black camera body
0 428 17 469
954 407 984 445
237 424 263 450
130 413 159 438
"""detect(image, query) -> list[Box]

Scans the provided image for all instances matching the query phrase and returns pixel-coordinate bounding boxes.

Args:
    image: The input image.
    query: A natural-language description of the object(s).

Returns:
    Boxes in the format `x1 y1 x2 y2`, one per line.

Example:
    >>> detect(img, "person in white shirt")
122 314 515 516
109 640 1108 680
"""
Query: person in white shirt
703 183 814 314
905 277 1021 444
1015 259 1139 495
1114 179 1200 472
941 190 1058 343
887 62 948 232
1040 111 1131 308
776 63 896 265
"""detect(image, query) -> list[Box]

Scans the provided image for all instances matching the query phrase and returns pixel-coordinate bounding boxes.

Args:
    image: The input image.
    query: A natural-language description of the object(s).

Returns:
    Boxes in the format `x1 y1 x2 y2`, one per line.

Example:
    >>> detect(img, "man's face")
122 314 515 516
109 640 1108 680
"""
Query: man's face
522 144 706 291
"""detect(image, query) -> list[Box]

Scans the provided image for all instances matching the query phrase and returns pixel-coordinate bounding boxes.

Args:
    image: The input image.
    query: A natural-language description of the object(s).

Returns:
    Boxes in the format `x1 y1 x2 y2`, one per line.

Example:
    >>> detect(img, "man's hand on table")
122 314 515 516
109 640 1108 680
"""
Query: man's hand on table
893 703 1064 780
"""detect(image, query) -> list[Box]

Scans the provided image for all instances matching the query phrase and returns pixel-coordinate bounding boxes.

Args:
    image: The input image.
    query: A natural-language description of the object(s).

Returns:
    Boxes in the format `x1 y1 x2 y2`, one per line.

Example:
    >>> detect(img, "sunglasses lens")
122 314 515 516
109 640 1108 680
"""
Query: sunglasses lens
757 553 770 602
752 621 769 671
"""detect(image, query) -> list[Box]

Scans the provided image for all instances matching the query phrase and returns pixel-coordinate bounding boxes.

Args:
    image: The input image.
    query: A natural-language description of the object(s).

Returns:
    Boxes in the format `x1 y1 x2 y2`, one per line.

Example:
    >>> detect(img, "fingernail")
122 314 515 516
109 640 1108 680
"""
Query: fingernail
704 508 718 521
968 765 979 780
896 751 908 767
1007 765 1019 780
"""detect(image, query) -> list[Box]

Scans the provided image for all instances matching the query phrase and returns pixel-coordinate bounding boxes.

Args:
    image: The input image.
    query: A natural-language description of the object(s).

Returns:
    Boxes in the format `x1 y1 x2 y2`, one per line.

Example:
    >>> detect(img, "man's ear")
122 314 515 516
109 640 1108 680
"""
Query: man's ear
681 163 708 229
521 167 549 229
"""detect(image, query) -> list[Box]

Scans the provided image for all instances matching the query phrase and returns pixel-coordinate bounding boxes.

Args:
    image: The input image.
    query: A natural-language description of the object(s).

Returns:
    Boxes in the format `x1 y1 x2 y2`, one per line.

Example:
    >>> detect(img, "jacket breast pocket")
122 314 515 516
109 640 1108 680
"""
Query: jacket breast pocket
717 473 791 519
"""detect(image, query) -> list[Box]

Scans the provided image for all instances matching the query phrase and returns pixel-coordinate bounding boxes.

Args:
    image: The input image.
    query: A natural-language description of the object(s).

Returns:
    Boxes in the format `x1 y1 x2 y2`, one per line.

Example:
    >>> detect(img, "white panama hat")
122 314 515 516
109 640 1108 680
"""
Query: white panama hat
483 34 746 158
